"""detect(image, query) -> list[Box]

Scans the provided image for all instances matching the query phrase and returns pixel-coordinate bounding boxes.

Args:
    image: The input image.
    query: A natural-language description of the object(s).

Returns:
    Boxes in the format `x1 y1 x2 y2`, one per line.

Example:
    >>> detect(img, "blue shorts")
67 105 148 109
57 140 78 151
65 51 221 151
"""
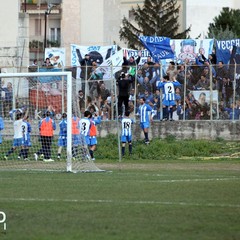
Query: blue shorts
121 135 132 143
162 100 176 107
89 136 97 146
23 139 31 147
72 134 80 146
58 136 67 147
140 122 150 129
13 138 23 147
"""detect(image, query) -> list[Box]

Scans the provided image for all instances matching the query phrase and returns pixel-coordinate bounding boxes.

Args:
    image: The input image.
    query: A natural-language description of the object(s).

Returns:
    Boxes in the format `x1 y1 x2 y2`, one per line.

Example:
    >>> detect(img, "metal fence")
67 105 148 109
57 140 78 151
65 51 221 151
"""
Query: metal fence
0 61 239 121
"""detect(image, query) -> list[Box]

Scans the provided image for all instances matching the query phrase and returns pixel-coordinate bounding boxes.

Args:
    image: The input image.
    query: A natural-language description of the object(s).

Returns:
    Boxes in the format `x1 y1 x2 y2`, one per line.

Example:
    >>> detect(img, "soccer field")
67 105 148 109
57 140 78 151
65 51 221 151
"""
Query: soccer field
0 161 239 240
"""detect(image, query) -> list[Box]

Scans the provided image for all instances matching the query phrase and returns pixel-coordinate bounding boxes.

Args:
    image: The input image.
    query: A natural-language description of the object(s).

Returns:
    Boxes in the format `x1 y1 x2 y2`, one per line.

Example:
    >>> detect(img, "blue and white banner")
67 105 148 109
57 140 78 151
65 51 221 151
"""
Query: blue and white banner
216 39 240 64
97 49 124 79
170 39 214 64
139 36 174 62
122 48 150 65
71 44 117 67
45 48 66 67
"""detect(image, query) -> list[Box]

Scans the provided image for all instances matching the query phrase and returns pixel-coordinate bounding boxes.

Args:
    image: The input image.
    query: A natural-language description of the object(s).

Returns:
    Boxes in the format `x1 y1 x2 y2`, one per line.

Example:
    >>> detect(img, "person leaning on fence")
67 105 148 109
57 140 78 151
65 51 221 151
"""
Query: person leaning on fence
117 72 133 117
157 75 181 121
34 111 56 162
80 54 92 92
42 57 53 68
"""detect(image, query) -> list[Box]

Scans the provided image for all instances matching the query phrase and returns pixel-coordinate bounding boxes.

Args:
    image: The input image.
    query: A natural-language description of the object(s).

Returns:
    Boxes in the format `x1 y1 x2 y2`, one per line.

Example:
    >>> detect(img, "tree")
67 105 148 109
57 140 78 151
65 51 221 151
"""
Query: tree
119 0 191 49
208 7 240 40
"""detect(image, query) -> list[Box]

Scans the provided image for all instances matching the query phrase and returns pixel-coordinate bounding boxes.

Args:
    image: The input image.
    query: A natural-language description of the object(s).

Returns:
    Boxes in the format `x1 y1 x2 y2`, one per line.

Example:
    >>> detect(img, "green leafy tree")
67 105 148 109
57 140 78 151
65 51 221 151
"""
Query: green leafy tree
208 7 240 40
119 0 191 49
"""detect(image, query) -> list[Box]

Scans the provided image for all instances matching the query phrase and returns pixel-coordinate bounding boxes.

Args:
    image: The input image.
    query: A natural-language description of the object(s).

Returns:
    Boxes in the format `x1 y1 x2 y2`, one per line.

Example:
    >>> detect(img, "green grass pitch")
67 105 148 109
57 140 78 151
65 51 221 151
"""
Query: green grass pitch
0 161 239 240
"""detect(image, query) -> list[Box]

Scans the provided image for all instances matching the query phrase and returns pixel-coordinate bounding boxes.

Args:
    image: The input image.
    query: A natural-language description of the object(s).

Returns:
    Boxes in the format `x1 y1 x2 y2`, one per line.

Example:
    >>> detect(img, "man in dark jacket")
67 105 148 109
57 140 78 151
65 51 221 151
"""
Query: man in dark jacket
80 54 92 93
117 72 133 117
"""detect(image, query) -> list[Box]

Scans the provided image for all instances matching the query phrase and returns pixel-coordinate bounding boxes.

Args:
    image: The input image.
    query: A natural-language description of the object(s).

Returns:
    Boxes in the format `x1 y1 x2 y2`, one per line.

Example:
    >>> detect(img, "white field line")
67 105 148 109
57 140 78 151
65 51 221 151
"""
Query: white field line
140 177 240 183
0 197 239 208
0 176 239 183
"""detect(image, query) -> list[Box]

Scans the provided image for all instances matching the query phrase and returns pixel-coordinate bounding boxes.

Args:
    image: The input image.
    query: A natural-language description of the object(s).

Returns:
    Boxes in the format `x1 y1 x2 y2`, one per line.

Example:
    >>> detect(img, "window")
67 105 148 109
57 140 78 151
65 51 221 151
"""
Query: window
50 28 61 43
35 19 41 36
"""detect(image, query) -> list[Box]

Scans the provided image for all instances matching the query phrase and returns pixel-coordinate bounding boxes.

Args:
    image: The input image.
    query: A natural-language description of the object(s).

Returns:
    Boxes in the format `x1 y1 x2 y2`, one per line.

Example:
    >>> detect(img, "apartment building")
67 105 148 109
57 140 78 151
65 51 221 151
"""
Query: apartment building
0 0 240 68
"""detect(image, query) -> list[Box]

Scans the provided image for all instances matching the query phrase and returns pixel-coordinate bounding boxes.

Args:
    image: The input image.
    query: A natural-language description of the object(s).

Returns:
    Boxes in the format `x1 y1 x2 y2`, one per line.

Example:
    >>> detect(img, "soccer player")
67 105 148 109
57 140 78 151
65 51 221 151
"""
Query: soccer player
19 115 32 160
57 113 67 159
121 111 134 156
79 110 91 160
138 97 155 144
0 116 4 144
158 75 181 121
89 112 101 160
35 111 56 162
4 111 26 160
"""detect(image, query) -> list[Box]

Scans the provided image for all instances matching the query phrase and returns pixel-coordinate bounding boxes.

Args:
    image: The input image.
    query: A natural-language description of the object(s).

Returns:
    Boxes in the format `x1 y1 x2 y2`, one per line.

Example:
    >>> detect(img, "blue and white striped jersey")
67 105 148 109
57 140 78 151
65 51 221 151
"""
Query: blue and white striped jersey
138 104 155 123
121 118 134 137
158 81 181 101
79 117 91 136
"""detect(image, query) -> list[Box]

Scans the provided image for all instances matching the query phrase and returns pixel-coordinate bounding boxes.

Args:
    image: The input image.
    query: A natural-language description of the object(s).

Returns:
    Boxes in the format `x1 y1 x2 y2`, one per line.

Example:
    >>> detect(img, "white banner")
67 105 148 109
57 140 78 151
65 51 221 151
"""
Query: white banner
45 48 66 67
71 44 117 67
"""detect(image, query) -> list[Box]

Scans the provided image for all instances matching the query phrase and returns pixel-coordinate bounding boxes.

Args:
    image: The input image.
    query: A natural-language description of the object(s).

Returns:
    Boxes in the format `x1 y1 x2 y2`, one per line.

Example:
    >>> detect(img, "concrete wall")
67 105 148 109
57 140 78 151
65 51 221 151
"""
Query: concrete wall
2 120 240 140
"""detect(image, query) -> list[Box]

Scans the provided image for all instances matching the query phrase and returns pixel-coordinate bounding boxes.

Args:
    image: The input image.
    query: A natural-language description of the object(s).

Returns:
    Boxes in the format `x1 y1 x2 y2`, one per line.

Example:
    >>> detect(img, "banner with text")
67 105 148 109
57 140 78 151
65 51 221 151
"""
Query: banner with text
216 39 240 64
71 44 117 67
139 36 174 62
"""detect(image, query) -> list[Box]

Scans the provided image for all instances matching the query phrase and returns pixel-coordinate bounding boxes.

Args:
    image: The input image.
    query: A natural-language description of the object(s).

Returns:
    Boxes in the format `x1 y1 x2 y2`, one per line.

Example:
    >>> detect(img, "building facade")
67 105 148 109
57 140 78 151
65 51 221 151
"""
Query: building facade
1 0 240 68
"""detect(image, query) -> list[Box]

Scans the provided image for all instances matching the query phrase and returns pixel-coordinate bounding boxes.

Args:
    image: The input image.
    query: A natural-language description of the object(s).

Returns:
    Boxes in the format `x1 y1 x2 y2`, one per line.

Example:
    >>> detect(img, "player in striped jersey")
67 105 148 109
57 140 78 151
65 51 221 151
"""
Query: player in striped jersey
138 97 155 144
79 110 91 160
4 111 26 160
19 115 32 160
158 75 181 121
121 111 134 156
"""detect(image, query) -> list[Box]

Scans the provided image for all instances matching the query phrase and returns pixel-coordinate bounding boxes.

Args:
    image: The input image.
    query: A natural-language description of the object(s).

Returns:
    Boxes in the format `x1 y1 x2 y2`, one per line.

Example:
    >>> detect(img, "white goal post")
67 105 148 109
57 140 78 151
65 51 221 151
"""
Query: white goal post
0 71 104 173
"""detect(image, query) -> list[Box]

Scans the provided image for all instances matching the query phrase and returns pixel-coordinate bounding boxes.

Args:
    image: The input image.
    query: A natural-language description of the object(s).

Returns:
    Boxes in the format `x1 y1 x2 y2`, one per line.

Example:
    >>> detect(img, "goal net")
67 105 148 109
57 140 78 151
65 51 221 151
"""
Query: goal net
0 69 104 173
